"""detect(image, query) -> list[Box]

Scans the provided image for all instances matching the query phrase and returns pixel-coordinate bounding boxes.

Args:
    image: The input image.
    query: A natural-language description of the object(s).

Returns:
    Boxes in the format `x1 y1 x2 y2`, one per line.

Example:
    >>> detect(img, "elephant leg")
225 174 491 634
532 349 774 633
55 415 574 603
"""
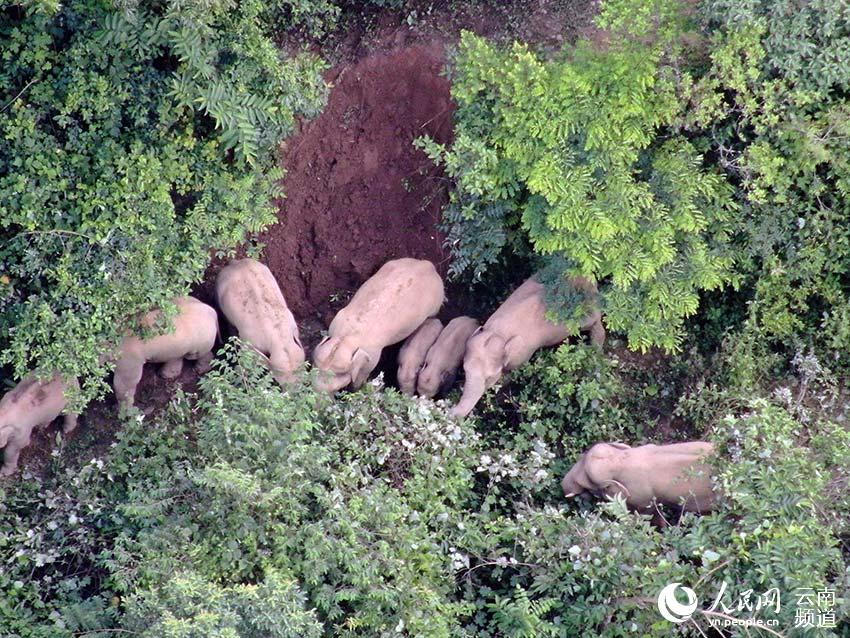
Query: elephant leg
590 321 606 347
113 359 144 409
194 352 214 375
62 413 79 434
160 358 184 379
0 434 29 477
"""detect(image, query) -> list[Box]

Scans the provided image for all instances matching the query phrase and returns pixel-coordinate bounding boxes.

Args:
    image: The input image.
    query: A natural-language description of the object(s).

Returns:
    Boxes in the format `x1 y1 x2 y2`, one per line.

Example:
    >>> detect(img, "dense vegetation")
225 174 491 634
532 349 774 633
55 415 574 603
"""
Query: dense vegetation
0 0 328 399
425 0 850 360
1 0 849 636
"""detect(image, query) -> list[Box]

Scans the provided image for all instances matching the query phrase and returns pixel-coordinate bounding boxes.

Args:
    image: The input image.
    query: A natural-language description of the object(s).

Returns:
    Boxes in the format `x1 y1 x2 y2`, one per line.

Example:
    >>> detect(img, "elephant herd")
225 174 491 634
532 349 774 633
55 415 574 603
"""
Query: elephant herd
0 257 716 523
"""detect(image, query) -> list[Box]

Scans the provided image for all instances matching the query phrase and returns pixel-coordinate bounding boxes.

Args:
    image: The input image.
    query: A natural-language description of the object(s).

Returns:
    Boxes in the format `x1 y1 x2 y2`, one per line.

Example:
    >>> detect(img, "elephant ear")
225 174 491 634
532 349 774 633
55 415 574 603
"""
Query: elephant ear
350 348 373 388
502 336 521 370
583 445 619 490
314 335 339 365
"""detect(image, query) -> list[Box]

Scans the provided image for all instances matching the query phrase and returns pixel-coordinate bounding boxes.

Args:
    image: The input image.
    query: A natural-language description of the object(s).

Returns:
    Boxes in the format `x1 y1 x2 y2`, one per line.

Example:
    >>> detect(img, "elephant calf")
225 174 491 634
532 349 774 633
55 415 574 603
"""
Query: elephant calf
314 258 444 393
417 316 479 398
0 373 78 477
451 276 604 417
113 296 218 408
216 258 304 387
397 318 443 395
561 441 716 515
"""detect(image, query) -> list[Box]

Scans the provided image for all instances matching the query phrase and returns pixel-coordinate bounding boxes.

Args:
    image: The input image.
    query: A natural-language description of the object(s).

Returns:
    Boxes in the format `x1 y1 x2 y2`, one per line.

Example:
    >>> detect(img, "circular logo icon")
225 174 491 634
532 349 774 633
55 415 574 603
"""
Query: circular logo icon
657 582 698 623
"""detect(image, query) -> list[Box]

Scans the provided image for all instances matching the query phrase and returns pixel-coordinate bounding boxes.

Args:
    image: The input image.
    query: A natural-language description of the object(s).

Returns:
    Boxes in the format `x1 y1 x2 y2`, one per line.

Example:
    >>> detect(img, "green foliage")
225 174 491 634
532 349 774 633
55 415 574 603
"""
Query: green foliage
681 2 850 368
422 12 739 352
2 342 848 636
0 0 326 399
426 0 850 365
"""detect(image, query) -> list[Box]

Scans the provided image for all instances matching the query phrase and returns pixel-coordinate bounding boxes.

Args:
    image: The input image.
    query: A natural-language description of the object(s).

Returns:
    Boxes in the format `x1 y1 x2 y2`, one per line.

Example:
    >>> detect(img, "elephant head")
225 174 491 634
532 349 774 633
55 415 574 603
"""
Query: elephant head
416 359 453 399
268 336 304 386
449 328 509 418
313 335 374 393
561 442 632 498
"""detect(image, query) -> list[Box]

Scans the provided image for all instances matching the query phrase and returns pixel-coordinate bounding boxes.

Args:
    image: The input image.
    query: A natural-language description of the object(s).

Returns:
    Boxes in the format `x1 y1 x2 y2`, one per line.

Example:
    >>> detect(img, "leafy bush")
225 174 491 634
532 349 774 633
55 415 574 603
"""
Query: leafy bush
0 0 326 399
424 0 850 366
1 343 848 636
421 5 739 352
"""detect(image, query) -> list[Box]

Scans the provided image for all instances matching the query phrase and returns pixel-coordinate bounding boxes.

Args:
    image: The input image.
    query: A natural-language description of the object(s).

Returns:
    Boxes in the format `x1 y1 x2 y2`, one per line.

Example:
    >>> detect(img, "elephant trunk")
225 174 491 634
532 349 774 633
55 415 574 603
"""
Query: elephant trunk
450 376 487 418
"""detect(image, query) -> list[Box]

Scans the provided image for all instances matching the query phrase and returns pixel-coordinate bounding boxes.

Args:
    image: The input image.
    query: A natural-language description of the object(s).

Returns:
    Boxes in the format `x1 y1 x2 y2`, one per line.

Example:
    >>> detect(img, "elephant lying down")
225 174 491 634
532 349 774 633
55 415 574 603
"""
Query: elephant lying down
561 441 716 515
314 258 444 393
451 276 604 417
0 373 78 477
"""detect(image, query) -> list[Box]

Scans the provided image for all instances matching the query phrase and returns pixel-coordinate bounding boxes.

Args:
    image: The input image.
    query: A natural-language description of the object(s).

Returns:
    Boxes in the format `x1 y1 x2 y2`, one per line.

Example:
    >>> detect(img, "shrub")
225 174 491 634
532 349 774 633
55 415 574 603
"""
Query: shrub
420 3 739 352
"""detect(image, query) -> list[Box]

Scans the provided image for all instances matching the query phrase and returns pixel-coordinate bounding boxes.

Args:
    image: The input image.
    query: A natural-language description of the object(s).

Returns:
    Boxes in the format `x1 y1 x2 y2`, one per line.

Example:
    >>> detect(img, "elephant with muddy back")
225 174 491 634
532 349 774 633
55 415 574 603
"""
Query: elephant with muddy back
0 373 78 477
216 258 305 387
451 276 604 417
112 296 218 408
314 258 444 393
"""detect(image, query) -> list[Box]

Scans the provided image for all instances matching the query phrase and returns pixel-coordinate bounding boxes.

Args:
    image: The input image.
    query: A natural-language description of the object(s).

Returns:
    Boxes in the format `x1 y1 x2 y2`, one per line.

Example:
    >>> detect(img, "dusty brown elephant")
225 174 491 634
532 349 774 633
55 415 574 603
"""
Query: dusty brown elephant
113 296 218 408
561 441 716 516
313 258 444 393
216 258 305 387
397 318 443 395
416 316 479 399
0 373 78 477
450 276 604 417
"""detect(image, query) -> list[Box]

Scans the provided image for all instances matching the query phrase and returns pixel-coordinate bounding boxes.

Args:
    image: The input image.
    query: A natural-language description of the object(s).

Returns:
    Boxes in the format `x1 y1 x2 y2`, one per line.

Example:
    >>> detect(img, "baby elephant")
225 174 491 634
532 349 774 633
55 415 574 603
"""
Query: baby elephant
416 316 479 399
397 318 443 395
216 258 304 387
451 276 604 417
0 373 78 477
314 258 444 393
113 296 218 408
561 441 716 515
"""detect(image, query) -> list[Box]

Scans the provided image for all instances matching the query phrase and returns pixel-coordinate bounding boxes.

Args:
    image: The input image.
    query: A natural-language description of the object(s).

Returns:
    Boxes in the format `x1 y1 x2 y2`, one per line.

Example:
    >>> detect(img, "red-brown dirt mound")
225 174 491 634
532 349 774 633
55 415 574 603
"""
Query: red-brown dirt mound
263 43 453 325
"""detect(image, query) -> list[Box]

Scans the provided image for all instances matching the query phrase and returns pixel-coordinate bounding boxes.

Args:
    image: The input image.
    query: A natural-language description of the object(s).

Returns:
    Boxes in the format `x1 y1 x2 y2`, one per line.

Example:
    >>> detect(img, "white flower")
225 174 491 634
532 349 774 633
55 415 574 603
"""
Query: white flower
568 545 581 557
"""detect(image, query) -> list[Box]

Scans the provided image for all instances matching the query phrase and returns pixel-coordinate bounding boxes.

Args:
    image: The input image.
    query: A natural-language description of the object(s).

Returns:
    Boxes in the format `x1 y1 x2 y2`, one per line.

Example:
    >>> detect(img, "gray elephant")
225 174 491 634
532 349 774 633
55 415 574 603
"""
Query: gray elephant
216 258 304 387
397 318 443 395
416 316 479 399
113 296 218 408
451 276 604 417
561 441 716 515
0 373 78 477
314 258 444 393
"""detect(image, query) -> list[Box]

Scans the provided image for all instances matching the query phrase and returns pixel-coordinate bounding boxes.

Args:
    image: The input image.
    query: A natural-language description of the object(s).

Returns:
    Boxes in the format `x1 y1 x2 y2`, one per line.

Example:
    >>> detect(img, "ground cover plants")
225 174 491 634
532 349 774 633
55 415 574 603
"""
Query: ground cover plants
1 0 849 636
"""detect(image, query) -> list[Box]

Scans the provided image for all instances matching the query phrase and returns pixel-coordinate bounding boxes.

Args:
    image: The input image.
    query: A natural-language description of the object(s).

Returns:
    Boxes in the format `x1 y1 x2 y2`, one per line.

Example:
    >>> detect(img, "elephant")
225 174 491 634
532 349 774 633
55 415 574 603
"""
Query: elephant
561 441 716 516
416 316 479 399
450 276 604 417
216 258 304 387
0 373 78 477
113 296 218 408
397 318 443 395
313 258 444 393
